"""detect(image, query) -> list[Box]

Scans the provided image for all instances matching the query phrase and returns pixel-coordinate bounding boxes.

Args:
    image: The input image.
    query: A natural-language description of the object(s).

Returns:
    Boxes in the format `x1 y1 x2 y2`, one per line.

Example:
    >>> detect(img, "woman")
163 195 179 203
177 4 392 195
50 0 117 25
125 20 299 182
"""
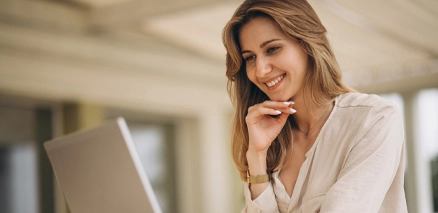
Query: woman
222 0 407 212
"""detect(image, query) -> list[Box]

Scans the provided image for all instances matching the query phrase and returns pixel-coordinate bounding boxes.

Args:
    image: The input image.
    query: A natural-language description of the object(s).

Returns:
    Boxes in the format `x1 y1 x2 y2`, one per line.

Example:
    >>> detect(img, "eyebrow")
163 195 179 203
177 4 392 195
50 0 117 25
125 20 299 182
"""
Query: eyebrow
241 39 281 55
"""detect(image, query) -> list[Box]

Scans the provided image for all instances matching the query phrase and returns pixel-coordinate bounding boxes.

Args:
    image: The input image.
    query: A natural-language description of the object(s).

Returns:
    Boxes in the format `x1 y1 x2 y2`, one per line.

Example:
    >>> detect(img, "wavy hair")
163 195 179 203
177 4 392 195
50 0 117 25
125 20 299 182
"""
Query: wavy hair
222 0 353 180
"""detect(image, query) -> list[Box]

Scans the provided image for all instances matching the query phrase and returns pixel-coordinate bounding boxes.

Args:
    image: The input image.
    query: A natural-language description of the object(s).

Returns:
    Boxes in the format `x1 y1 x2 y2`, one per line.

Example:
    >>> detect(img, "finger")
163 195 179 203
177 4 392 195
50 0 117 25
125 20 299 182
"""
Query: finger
264 102 296 115
275 105 297 114
287 107 297 114
258 100 295 110
248 106 282 117
248 101 296 117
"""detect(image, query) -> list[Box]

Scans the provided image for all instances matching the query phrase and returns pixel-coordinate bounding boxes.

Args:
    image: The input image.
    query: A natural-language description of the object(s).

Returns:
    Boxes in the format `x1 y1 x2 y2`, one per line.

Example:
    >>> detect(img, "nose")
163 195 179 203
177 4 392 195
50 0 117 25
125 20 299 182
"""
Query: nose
255 56 272 78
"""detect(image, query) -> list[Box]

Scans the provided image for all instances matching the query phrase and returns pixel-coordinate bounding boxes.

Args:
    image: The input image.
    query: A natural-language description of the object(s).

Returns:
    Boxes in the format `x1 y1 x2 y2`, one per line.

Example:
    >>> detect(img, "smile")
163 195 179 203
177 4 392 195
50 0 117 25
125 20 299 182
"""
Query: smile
266 75 285 87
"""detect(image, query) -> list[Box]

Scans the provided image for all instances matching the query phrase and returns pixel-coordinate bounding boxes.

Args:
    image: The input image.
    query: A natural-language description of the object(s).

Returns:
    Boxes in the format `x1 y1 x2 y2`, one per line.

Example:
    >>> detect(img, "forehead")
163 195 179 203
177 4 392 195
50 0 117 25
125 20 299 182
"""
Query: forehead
239 16 286 50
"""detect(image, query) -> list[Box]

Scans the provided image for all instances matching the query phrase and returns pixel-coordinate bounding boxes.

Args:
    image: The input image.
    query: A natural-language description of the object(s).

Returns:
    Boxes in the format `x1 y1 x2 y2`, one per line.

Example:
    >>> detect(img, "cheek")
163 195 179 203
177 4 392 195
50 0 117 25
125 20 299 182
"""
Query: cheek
283 55 307 75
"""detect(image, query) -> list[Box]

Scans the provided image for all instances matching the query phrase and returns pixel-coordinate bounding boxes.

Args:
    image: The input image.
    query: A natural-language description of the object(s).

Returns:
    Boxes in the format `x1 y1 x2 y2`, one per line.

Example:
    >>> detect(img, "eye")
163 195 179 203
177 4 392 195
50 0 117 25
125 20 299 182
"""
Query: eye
267 46 280 54
244 55 255 62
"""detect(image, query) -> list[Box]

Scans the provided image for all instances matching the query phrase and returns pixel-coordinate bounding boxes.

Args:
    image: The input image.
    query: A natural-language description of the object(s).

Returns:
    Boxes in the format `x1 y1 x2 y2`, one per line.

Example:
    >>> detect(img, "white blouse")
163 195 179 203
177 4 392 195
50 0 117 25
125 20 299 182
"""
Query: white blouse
242 93 408 213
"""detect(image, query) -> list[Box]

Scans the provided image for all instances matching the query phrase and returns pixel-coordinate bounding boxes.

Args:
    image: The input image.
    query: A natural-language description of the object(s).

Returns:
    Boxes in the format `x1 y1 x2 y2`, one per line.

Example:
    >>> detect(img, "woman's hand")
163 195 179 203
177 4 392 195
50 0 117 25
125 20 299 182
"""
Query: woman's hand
246 101 296 154
245 101 295 199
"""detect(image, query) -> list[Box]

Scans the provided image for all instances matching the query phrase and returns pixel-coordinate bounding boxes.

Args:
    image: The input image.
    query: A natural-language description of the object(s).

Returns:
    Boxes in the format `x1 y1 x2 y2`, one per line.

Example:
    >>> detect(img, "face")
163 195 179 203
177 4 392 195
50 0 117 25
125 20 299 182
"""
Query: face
239 16 308 102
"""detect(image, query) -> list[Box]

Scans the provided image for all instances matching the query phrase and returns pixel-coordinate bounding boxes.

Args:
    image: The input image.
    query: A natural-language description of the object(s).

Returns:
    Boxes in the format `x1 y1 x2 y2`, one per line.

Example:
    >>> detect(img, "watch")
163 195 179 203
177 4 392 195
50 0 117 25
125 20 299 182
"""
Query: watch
246 172 270 184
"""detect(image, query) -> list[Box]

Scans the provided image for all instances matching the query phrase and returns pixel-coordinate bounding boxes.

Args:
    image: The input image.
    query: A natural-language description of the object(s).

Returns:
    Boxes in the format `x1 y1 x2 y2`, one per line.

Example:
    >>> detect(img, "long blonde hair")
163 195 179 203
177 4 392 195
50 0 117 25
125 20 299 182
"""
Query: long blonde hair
222 0 353 180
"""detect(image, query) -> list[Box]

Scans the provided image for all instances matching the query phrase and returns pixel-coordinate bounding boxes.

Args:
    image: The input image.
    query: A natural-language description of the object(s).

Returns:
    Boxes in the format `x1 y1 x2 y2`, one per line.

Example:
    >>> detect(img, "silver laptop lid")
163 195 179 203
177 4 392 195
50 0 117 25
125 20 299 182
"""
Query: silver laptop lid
44 117 162 213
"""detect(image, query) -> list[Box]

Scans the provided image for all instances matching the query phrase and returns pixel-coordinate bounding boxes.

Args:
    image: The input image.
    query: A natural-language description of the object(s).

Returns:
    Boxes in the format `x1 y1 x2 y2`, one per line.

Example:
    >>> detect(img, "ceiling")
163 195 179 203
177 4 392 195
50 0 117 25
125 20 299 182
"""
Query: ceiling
0 0 437 114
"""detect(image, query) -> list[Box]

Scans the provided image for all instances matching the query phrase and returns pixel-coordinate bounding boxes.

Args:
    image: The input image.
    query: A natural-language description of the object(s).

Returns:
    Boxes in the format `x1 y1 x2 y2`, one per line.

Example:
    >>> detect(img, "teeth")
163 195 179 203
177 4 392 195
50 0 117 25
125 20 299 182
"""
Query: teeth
266 75 284 87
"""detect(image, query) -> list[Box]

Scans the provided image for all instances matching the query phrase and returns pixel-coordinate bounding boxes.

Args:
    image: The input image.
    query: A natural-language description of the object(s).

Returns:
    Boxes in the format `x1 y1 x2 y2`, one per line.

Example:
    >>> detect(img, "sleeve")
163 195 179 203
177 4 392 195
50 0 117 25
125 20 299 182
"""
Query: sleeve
320 104 405 212
241 183 280 213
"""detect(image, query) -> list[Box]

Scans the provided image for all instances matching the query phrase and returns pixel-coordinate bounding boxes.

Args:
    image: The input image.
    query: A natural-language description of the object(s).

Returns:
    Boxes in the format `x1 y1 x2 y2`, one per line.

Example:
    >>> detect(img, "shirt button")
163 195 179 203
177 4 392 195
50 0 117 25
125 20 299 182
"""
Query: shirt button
256 209 262 213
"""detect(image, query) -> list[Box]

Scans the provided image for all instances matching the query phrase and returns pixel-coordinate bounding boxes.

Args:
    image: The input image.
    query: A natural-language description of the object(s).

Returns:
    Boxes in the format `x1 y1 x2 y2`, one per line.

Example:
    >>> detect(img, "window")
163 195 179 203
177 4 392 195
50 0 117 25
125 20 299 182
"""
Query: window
127 122 177 213
417 89 438 212
381 89 438 212
0 143 38 213
0 103 55 213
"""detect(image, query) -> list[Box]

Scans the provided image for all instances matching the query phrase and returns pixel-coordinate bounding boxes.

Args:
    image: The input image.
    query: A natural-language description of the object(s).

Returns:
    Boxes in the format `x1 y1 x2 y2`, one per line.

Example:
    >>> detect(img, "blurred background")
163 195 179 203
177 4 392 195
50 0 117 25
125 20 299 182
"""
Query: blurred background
0 0 437 212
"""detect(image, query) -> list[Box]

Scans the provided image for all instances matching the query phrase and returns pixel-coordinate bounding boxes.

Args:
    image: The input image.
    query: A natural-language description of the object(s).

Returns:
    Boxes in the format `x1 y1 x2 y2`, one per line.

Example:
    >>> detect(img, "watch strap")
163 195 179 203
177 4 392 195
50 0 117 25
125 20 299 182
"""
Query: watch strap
246 172 270 184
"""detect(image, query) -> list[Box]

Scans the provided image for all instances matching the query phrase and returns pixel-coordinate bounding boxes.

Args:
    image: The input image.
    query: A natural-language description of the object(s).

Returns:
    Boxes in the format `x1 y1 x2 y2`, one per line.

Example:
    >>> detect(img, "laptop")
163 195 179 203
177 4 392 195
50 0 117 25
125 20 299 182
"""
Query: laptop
44 117 163 213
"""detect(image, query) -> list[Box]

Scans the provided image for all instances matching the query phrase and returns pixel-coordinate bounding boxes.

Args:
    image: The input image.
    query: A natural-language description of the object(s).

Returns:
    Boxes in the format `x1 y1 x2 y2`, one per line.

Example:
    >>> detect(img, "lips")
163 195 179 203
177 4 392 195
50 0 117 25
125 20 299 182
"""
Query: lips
265 74 285 87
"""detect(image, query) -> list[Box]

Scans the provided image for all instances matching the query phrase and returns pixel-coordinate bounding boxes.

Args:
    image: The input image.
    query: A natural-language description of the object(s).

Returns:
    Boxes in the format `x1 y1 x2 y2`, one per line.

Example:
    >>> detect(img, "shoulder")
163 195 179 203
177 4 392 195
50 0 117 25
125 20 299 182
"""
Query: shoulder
328 93 404 156
336 92 399 115
333 92 403 134
334 93 403 139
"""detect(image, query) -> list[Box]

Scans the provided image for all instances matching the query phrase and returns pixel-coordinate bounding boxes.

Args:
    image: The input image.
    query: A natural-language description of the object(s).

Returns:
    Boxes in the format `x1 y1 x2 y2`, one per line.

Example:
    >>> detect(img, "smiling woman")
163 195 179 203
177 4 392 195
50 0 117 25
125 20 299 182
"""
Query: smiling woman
222 0 408 213
239 17 308 102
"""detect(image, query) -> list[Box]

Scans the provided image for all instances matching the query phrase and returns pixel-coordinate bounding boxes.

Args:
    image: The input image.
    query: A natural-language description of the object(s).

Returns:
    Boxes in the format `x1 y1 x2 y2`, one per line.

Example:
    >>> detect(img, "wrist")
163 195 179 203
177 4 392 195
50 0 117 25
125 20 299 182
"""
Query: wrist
246 171 270 184
246 150 267 161
246 150 268 176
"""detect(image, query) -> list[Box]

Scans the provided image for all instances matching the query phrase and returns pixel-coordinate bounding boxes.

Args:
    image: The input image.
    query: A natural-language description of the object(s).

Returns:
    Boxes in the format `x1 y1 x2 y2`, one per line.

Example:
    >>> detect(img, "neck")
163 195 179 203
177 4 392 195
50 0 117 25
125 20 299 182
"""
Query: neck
290 92 332 135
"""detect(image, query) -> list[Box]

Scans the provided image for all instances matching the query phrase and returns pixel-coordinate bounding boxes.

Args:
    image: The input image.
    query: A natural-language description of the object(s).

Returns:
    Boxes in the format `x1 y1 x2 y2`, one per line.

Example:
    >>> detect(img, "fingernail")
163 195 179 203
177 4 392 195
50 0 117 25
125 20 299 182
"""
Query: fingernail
275 110 282 114
290 108 296 113
283 102 290 105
